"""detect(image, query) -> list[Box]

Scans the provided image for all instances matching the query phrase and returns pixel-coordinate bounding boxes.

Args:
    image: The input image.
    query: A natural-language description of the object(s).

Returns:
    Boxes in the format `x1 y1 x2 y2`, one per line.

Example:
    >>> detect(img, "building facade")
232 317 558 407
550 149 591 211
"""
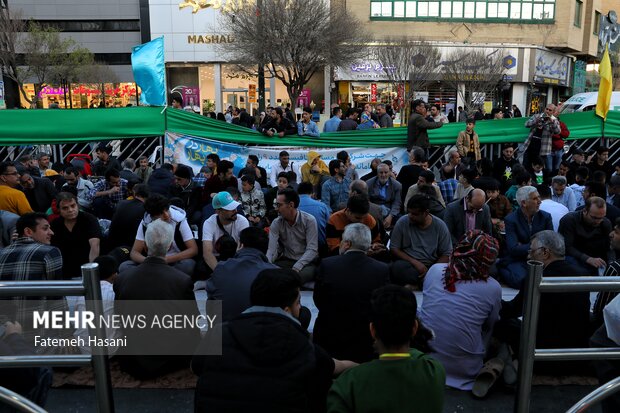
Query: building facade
336 0 616 116
5 0 143 108
147 0 324 115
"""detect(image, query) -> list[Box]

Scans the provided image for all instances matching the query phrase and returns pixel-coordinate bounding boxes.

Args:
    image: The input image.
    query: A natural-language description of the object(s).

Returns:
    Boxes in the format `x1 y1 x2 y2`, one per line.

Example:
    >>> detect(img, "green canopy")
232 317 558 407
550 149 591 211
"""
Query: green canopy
0 106 618 147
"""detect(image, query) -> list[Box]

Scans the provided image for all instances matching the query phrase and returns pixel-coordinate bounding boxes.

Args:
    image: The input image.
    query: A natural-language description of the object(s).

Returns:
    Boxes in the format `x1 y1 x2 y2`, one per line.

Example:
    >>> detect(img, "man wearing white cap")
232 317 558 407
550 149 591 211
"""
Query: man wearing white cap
202 191 250 273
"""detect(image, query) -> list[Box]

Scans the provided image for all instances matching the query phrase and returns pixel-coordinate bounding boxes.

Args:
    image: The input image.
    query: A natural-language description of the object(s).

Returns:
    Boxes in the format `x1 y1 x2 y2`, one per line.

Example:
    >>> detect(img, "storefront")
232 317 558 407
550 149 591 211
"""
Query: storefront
19 83 140 109
150 0 325 115
527 48 572 114
335 45 572 117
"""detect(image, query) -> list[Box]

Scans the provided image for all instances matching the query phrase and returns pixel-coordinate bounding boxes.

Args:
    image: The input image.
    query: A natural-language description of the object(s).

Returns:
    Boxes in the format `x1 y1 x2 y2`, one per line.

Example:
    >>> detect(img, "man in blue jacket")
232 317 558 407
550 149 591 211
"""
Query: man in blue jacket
498 186 553 288
297 106 320 137
206 227 277 321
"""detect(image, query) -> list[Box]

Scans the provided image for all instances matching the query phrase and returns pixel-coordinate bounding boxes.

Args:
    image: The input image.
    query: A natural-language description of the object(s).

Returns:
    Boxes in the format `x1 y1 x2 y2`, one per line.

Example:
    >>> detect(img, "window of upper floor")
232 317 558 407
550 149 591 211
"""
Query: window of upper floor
369 0 556 23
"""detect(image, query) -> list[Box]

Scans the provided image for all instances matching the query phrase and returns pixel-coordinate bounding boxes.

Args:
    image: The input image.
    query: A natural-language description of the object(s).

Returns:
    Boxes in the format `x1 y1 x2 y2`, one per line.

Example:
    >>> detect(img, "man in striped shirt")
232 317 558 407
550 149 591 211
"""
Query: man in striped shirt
0 212 63 337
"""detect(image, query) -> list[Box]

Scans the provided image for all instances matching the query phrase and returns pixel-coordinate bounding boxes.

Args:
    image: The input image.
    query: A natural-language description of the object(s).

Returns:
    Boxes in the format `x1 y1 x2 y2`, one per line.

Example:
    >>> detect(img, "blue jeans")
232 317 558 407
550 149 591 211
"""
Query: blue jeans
497 259 528 289
545 149 563 173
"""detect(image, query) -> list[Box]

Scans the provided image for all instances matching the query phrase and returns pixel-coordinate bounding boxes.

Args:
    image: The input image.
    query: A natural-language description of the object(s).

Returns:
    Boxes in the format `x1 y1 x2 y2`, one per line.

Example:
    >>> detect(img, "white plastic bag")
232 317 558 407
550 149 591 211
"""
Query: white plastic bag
603 293 620 345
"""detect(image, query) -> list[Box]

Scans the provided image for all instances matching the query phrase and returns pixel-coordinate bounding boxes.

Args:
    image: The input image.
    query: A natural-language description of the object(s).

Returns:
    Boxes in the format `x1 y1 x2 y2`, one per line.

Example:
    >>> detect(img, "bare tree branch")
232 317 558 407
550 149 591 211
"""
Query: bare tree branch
376 37 442 121
217 0 369 105
441 48 506 115
1 8 98 106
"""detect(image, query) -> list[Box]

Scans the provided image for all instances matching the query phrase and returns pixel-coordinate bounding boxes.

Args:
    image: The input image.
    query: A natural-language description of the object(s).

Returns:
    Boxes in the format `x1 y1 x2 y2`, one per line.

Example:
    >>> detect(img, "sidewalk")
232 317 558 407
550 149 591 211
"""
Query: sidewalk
45 386 603 413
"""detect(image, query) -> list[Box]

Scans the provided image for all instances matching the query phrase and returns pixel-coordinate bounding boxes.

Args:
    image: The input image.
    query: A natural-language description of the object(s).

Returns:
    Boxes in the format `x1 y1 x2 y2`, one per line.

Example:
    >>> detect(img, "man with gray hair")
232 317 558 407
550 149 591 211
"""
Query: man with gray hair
498 186 553 288
550 175 576 211
499 230 591 374
114 218 199 379
120 158 141 186
313 223 389 362
366 163 402 229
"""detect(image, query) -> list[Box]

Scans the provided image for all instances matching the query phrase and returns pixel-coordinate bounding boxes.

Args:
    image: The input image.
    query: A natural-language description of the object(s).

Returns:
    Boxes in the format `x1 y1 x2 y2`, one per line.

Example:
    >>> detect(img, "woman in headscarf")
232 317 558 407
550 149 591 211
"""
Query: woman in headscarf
418 230 502 391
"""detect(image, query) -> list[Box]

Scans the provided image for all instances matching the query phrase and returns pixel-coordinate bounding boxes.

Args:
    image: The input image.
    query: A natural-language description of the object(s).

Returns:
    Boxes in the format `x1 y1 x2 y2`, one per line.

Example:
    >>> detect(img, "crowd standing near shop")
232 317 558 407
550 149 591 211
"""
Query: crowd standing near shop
3 99 620 413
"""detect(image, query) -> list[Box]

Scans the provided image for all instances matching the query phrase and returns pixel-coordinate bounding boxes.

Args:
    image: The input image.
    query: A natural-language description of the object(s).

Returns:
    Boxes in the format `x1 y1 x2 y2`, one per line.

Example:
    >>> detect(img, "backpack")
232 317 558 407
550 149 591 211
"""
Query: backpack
142 221 187 252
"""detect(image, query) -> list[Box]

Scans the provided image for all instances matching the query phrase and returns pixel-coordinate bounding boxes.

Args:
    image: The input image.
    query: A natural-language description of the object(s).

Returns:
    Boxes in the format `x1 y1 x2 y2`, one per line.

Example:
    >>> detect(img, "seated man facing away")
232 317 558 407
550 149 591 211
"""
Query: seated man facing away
122 193 198 277
419 231 501 391
267 188 319 284
314 223 389 363
327 285 446 413
115 219 200 380
390 194 452 288
207 227 277 321
497 186 553 289
193 268 356 413
497 230 591 375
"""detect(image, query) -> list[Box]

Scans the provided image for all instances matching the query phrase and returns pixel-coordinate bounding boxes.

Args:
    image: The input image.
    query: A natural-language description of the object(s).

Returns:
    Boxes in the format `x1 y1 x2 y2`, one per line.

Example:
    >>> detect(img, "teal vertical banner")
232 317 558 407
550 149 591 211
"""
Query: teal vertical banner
131 37 166 106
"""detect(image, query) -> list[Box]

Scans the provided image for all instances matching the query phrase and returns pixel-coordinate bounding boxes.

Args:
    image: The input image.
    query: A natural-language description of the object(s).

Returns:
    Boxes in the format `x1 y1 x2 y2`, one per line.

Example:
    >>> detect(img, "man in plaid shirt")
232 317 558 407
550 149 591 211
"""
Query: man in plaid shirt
522 104 560 169
87 168 128 219
0 212 64 338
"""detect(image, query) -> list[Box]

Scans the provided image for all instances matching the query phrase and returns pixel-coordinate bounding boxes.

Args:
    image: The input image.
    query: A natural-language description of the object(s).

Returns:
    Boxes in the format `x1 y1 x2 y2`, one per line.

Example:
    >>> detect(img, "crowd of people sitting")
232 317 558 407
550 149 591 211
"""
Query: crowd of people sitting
1 102 620 412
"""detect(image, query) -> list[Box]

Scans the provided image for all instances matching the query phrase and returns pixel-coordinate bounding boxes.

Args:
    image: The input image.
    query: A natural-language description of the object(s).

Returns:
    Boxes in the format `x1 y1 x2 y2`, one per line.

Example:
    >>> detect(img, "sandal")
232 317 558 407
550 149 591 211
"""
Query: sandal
472 357 505 398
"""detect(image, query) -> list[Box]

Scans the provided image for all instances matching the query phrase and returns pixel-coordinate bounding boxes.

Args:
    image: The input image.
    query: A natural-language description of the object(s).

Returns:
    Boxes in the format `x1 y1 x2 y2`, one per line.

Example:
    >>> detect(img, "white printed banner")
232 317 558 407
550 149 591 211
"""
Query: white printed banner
164 132 409 178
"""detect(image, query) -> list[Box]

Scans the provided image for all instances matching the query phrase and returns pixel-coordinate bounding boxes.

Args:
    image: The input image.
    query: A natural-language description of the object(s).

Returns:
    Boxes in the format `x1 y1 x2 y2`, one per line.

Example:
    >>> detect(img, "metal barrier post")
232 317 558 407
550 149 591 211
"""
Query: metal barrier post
81 263 115 413
515 260 544 413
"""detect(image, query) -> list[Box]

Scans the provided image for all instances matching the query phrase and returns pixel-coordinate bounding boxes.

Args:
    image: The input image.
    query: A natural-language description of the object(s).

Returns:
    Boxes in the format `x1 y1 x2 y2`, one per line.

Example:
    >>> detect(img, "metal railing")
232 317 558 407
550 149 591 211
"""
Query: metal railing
0 264 114 413
566 376 620 413
0 136 164 168
515 261 620 413
0 386 47 413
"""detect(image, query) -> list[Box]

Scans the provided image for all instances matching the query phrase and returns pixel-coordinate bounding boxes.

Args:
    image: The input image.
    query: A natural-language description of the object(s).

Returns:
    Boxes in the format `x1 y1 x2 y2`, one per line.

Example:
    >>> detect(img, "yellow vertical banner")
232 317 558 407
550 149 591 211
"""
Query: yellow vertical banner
596 45 613 120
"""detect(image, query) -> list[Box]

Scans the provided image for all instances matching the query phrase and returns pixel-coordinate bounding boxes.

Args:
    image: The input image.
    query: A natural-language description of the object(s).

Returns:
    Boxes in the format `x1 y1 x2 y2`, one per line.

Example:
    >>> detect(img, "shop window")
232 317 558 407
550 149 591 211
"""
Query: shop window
370 0 554 21
593 11 601 35
406 1 417 17
574 0 582 27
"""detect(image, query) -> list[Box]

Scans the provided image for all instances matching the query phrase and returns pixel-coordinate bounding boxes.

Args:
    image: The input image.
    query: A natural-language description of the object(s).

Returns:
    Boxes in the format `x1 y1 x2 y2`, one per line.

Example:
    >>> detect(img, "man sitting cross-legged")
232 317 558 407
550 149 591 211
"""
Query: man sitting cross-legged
314 223 389 363
390 194 452 289
267 187 319 284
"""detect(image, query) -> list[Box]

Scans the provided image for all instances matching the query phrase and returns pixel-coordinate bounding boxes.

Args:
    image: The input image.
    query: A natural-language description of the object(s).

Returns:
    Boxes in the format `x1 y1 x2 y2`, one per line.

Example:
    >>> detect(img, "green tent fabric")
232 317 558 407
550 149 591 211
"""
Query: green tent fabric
0 106 619 147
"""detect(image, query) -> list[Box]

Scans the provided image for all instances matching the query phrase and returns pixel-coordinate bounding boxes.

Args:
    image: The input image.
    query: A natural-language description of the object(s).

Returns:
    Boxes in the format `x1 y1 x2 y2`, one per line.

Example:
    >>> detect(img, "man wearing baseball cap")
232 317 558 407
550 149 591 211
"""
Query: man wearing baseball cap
202 191 249 274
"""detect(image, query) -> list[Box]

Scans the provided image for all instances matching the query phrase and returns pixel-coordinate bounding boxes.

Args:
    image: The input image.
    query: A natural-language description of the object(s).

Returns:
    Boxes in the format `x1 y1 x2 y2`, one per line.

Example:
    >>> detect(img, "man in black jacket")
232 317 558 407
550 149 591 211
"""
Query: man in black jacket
19 172 57 213
259 107 296 137
171 164 202 225
107 183 149 251
498 230 590 375
114 219 200 379
313 223 389 363
407 99 443 151
193 268 356 412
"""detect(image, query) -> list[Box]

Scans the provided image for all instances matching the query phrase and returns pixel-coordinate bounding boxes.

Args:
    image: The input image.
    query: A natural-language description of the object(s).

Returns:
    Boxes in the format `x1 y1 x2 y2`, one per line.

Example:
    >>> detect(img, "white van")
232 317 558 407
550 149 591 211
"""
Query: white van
560 91 620 114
